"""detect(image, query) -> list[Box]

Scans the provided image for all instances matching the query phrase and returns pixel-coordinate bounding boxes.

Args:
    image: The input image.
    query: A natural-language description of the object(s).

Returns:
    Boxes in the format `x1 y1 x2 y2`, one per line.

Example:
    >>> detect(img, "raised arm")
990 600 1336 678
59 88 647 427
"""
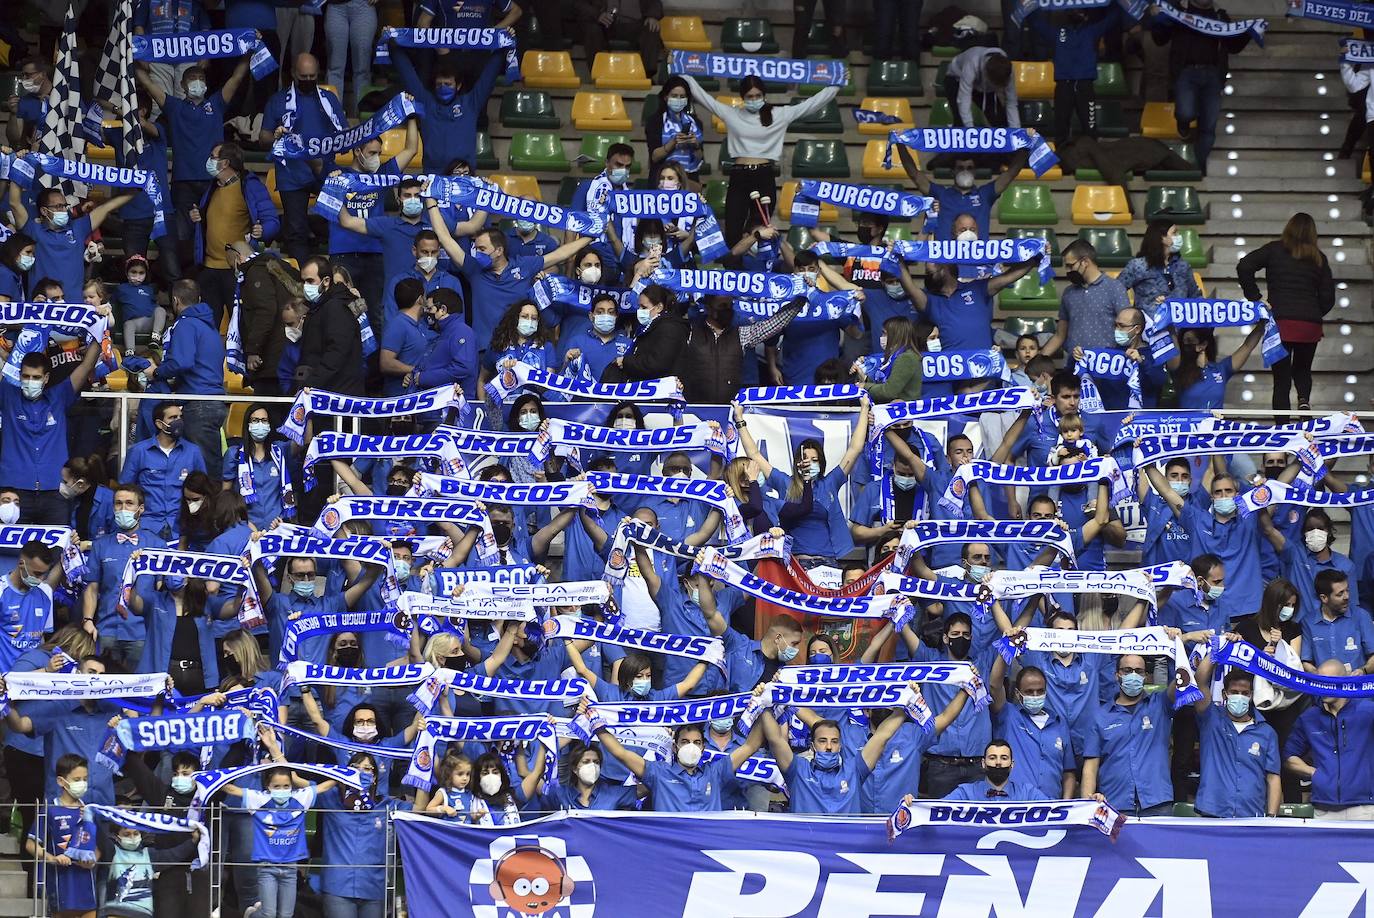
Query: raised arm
836 397 871 475
1229 323 1264 373
897 144 931 196
593 716 647 778
1141 457 1185 516
424 198 466 267
731 401 773 476
860 704 909 771
758 708 795 772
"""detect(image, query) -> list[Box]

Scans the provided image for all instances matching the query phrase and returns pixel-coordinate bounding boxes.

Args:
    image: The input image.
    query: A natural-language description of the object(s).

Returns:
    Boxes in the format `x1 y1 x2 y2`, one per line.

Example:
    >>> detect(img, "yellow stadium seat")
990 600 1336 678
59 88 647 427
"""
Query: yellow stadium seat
856 97 912 134
487 174 542 200
778 181 839 222
1070 184 1132 225
1014 60 1055 100
380 1 406 28
226 368 251 395
1140 101 1181 139
1363 153 1370 183
661 16 712 51
85 116 123 162
710 95 744 134
571 92 632 131
1194 271 1207 297
591 52 651 91
104 369 128 392
320 83 340 101
522 51 580 89
226 402 251 436
862 139 907 179
381 126 420 163
1016 142 1063 180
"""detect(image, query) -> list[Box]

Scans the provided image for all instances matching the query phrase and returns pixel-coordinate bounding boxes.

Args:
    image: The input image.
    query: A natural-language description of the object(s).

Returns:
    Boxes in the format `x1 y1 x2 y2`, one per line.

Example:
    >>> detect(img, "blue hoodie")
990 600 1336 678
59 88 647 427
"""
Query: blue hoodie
154 302 225 394
194 171 280 263
415 313 479 397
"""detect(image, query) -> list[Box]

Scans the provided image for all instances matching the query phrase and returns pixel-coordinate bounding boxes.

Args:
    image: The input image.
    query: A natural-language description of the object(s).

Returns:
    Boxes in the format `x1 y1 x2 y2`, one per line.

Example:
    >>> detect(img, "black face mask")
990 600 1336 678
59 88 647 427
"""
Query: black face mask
947 635 972 659
985 764 1012 786
1066 270 1087 287
295 78 317 94
491 522 512 545
1263 465 1286 479
386 484 409 497
334 647 360 667
443 655 466 671
856 226 875 244
220 655 242 677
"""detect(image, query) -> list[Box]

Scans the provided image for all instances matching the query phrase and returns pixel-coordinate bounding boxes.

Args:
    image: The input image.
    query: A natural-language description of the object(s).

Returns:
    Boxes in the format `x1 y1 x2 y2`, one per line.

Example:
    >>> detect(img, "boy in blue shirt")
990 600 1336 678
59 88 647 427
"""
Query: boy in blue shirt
942 740 1043 800
27 754 97 916
1026 6 1122 146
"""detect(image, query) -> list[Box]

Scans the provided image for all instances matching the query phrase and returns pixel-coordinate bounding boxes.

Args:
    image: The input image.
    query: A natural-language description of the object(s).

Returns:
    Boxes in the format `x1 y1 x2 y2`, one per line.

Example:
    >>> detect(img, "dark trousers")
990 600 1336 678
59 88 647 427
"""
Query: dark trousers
279 188 314 266
12 489 67 526
182 400 229 475
170 180 209 279
722 165 778 258
581 16 662 75
873 0 923 61
1174 64 1223 174
1170 703 1198 801
198 265 237 329
1271 339 1320 413
1053 79 1097 147
921 757 984 799
793 0 846 58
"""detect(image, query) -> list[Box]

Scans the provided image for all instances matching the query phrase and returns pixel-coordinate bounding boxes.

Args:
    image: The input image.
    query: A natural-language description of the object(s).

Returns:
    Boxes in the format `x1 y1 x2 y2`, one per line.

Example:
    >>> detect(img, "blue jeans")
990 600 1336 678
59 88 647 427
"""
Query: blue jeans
257 863 298 918
323 893 385 918
325 0 378 114
1174 65 1223 174
99 636 145 671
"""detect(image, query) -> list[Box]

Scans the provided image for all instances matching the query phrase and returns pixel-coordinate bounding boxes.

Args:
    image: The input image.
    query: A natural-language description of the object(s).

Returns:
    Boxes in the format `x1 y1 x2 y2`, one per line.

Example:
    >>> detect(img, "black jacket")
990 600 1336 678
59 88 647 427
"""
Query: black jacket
1151 4 1251 77
601 312 690 383
296 284 365 394
1237 240 1335 324
679 321 745 404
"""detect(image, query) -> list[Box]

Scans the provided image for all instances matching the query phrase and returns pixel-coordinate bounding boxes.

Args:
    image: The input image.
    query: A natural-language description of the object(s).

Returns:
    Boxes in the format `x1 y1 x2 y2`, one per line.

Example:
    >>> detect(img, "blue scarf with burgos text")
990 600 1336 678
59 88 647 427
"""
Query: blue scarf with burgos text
405 714 557 790
893 237 1053 283
1212 638 1374 698
648 268 808 301
918 348 1012 385
544 614 726 670
426 176 605 236
590 694 754 727
1074 348 1142 411
606 191 729 262
1154 0 1267 46
247 529 400 608
1130 430 1318 470
191 762 370 816
131 28 277 79
279 384 466 445
791 182 935 229
735 289 860 327
0 524 85 580
115 710 254 753
433 425 538 460
884 127 1059 176
868 388 1040 469
275 93 421 160
374 25 515 61
279 610 410 666
302 431 468 487
485 362 684 407
532 418 728 463
13 154 166 237
86 806 212 870
410 668 590 714
1010 0 1148 26
312 496 489 544
1146 298 1285 367
1290 0 1374 27
531 275 636 313
898 519 1076 563
603 520 790 591
939 457 1128 514
669 49 847 87
692 547 909 621
888 798 1125 844
737 384 865 405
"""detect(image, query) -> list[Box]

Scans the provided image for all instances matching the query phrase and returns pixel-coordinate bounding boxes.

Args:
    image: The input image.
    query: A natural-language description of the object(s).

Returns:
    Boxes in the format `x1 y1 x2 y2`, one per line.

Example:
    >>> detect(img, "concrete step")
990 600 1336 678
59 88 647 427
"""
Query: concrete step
0 896 30 917
0 837 19 857
1209 158 1367 179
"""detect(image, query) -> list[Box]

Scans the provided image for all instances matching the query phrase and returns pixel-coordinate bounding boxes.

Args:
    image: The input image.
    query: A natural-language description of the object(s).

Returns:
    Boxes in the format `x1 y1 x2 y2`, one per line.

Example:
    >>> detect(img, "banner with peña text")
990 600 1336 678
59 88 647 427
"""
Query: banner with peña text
395 810 1374 917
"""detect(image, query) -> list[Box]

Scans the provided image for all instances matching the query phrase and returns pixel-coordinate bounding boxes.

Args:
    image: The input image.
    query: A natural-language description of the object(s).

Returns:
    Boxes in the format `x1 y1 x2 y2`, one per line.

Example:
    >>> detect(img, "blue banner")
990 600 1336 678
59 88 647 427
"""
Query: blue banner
395 810 1374 916
1291 0 1374 28
669 50 847 87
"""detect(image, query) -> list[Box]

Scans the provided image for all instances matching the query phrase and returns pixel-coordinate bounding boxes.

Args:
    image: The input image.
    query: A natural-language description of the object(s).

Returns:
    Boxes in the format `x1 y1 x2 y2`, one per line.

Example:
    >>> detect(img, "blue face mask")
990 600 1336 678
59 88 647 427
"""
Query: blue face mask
777 643 799 663
1170 480 1191 496
1225 693 1251 717
636 307 652 326
470 250 493 270
666 96 688 113
393 559 411 581
270 788 292 805
810 652 832 666
709 716 734 734
1213 496 1237 516
631 677 652 697
1021 694 1047 714
517 318 539 337
967 564 991 580
608 167 630 184
1206 584 1225 601
49 210 70 229
812 750 840 771
114 510 138 530
401 197 423 218
1120 672 1145 697
592 313 617 334
435 84 457 103
292 579 317 598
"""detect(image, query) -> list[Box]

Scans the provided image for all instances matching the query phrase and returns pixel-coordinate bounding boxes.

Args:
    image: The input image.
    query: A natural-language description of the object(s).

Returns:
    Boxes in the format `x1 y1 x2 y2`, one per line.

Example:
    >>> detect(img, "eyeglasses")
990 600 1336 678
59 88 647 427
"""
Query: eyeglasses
1118 667 1146 675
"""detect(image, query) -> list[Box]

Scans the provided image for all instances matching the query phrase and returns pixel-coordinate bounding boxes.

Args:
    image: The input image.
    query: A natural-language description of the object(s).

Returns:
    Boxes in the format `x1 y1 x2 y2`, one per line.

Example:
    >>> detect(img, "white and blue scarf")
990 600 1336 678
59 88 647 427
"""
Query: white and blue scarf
237 441 295 516
735 289 861 327
1146 298 1285 367
115 710 254 754
921 348 1012 386
647 268 808 301
737 384 865 406
888 798 1124 843
939 456 1128 514
669 49 847 86
395 590 526 626
854 108 903 125
1290 0 1374 27
86 806 211 870
273 82 346 162
405 714 557 790
1154 0 1267 46
426 176 604 236
280 384 466 445
868 387 1040 470
995 624 1175 663
893 237 1052 283
117 548 258 612
884 126 1059 176
409 669 589 714
247 529 399 607
587 472 746 543
693 547 906 620
374 25 516 69
279 610 409 666
485 362 684 407
1131 430 1319 470
608 189 710 219
532 418 727 463
531 275 637 313
434 425 539 461
447 580 609 615
303 431 468 487
791 181 934 229
1213 638 1374 698
191 761 370 815
312 495 489 550
603 520 790 586
1342 38 1374 64
590 693 754 727
277 93 421 160
0 524 86 580
1074 348 1142 411
1010 0 1148 26
0 671 165 716
544 614 726 670
988 567 1156 609
1237 479 1374 517
899 519 1076 562
132 28 276 78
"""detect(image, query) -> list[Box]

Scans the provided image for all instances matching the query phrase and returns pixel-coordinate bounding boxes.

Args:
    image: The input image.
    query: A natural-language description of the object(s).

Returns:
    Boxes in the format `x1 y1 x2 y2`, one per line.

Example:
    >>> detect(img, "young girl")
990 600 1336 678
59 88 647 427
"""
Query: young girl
424 751 483 822
114 253 165 357
1010 334 1041 387
28 754 97 918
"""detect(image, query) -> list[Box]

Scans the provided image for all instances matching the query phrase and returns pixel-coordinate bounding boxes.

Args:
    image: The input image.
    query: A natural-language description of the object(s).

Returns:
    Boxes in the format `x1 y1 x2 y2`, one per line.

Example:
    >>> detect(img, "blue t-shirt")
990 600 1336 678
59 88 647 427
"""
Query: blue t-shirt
459 254 545 349
920 279 994 351
642 757 736 812
931 181 998 237
115 281 158 321
1178 357 1234 410
1194 704 1280 818
31 214 92 303
163 93 227 183
30 802 97 911
0 379 77 491
786 751 872 814
379 311 437 396
240 785 316 863
993 703 1075 799
0 581 52 670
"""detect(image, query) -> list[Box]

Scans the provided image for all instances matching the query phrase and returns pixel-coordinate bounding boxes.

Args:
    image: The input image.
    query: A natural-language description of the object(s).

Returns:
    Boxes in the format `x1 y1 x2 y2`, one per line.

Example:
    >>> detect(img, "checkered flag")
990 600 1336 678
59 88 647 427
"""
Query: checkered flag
93 0 144 159
38 1 85 197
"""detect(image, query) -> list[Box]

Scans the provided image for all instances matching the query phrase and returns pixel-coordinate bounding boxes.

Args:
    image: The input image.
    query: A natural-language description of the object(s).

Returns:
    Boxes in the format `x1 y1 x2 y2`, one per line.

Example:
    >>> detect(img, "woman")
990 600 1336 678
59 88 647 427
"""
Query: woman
1237 213 1335 415
565 647 707 703
546 742 637 811
219 629 286 711
316 751 397 918
1116 220 1202 320
205 493 255 646
542 249 616 343
724 455 776 535
221 402 295 530
300 696 422 790
654 164 700 251
600 284 688 383
1169 324 1264 410
596 401 652 476
129 572 218 695
483 301 558 391
324 0 377 118
646 77 705 187
680 73 842 252
736 396 871 565
61 454 113 542
0 232 35 301
471 747 546 825
310 632 377 733
177 471 217 552
621 216 694 276
1234 577 1308 802
854 316 922 402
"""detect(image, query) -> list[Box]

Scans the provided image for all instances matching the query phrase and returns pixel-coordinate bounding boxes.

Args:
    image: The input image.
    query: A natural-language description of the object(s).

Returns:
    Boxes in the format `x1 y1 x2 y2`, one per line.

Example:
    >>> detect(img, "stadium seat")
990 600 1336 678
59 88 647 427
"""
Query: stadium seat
1003 316 1057 338
475 131 499 170
487 174 542 200
710 95 744 134
572 92 632 131
932 45 959 58
1173 802 1198 817
1145 185 1205 224
801 21 832 56
592 52 651 90
721 18 780 53
1095 62 1128 98
996 184 1058 225
499 90 560 128
998 274 1059 311
1176 227 1209 267
1078 227 1132 267
862 139 906 179
792 139 850 178
661 16 712 51
86 117 122 162
656 60 717 91
508 131 570 171
1145 142 1203 181
928 97 987 127
778 182 839 222
226 368 251 395
867 60 923 97
1093 101 1128 138
790 96 844 134
1071 185 1132 225
1194 272 1208 296
857 97 913 134
521 51 580 89
1141 101 1182 139
703 180 728 213
788 226 828 252
1016 143 1062 180
382 126 420 164
1014 60 1055 100
577 134 641 174
319 83 340 101
557 176 584 207
1278 804 1315 819
1019 100 1054 131
1365 152 1371 184
1009 227 1061 265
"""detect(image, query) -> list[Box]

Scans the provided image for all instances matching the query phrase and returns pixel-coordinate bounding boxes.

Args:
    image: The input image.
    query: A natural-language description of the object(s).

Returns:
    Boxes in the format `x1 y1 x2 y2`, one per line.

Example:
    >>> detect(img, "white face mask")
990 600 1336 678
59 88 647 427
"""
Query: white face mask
186 80 207 100
577 762 600 785
479 773 503 796
356 152 381 173
353 724 378 742
614 417 636 430
956 229 979 243
186 499 203 514
1305 529 1330 552
517 317 539 337
0 503 20 525
926 337 943 352
303 282 322 302
285 325 303 342
676 742 703 767
579 265 602 285
954 170 976 190
884 282 905 299
416 255 438 272
519 412 541 431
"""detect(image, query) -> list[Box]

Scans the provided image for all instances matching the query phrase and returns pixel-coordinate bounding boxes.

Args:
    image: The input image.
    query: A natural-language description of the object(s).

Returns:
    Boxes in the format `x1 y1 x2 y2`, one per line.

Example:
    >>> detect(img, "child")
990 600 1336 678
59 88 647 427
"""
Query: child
1010 334 1040 387
113 254 165 358
28 753 98 918
98 816 201 918
423 751 483 823
1050 414 1097 464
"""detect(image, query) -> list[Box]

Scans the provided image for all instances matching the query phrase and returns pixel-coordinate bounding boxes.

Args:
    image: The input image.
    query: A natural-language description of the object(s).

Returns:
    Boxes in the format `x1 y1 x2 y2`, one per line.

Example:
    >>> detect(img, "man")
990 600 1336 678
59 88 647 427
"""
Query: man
82 484 167 665
145 278 226 472
1081 653 1178 816
760 704 913 814
193 142 280 321
3 57 50 148
914 614 993 797
1042 239 1132 360
1192 650 1281 818
248 544 382 662
119 402 207 541
295 257 364 395
999 369 1113 469
887 428 975 568
1285 659 1374 819
380 278 434 398
333 178 484 283
578 0 663 78
1072 305 1169 409
989 662 1077 799
898 146 1030 239
379 230 464 326
943 741 1042 800
893 253 1038 352
0 341 100 524
1139 457 1199 567
1012 606 1121 763
259 53 347 263
0 541 58 670
1265 508 1360 626
944 47 1021 130
7 185 134 308
388 38 506 173
1160 553 1229 647
721 616 804 694
1302 570 1374 675
411 288 478 399
595 720 765 812
581 143 637 279
228 239 299 396
506 219 559 260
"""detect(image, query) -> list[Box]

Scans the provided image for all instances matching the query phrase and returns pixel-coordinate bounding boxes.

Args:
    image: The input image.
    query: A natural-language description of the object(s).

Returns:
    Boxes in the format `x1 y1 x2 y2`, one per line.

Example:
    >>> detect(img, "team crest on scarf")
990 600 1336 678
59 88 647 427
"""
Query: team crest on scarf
319 506 343 532
1248 484 1273 508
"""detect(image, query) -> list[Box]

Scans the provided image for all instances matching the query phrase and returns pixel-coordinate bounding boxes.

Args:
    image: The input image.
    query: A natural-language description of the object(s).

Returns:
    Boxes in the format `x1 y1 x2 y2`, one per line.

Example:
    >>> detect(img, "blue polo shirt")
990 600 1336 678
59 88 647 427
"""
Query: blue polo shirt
1178 357 1234 410
919 656 990 757
163 93 227 183
1282 539 1360 628
1083 692 1174 812
1301 610 1374 672
219 443 290 530
1023 649 1114 758
1194 704 1279 817
266 589 346 664
379 312 436 396
786 750 872 814
26 700 123 805
862 719 938 813
654 572 727 698
380 267 465 327
919 280 994 351
558 329 632 383
722 628 771 694
459 254 545 348
944 777 1041 801
548 779 637 811
931 181 998 237
642 756 736 812
1160 592 1227 644
993 703 1075 799
363 214 443 281
493 641 572 716
87 528 167 639
506 229 559 259
119 437 207 539
1285 698 1374 809
1180 501 1263 620
0 379 78 491
316 789 396 900
30 214 92 304
263 87 344 191
0 581 52 670
1140 491 1195 567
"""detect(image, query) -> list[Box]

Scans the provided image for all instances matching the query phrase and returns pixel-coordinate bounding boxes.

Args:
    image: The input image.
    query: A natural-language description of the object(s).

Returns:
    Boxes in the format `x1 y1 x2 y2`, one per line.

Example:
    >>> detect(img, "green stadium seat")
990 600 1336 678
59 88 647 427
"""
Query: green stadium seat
499 90 559 129
557 176 584 207
883 225 915 243
1176 227 1208 268
475 131 498 171
577 134 641 174
1145 142 1204 181
1019 100 1054 131
1173 802 1198 818
1094 100 1128 138
791 139 850 178
803 21 833 56
721 18 779 54
788 225 836 253
656 61 718 91
1145 185 1205 224
996 183 1058 225
1003 316 1057 338
703 180 728 213
998 275 1059 311
932 45 959 58
789 96 843 134
519 12 568 51
1078 227 1132 267
929 97 987 127
1094 62 1128 98
1009 227 1061 266
867 60 923 97
507 131 569 171
1279 803 1315 819
934 61 950 86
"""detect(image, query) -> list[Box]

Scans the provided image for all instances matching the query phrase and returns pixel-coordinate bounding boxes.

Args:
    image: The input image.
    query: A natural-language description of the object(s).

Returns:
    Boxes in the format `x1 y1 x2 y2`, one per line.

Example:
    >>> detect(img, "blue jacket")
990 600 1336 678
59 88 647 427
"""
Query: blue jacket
194 172 280 263
1028 7 1120 81
391 42 502 171
415 313 479 397
154 302 225 394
